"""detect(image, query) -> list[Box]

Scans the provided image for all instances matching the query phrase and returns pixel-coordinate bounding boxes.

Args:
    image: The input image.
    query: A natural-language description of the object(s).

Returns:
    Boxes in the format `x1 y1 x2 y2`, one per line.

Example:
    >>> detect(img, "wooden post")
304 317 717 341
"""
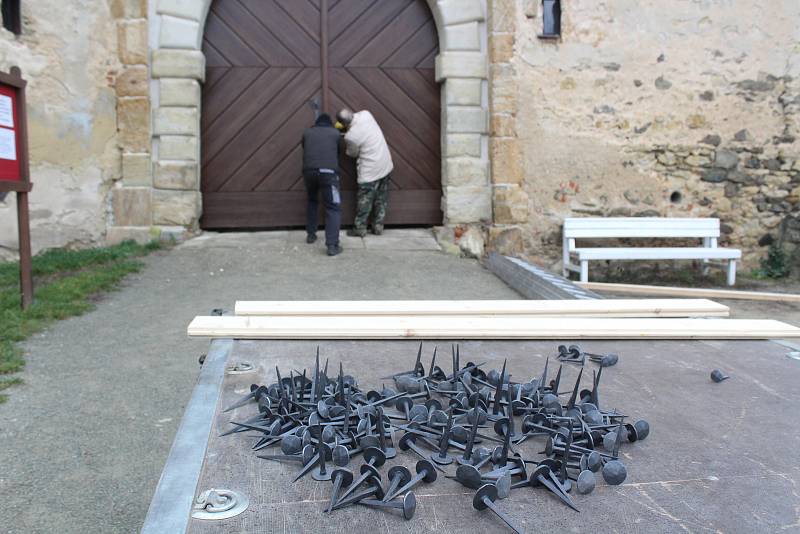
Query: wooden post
16 190 32 309
0 67 33 310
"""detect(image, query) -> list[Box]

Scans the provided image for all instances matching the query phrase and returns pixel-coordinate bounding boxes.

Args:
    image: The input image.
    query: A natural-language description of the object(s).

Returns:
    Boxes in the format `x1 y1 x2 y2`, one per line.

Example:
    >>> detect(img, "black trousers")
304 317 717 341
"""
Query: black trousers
304 170 341 247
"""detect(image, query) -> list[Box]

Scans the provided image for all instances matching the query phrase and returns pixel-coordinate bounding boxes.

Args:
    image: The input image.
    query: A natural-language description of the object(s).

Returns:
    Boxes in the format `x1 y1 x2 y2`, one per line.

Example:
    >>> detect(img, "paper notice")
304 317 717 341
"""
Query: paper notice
0 95 13 128
0 127 17 161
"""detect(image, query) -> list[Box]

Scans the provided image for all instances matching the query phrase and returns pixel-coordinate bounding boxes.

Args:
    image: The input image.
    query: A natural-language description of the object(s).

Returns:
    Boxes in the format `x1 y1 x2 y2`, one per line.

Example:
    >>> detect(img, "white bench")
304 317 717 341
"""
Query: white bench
562 218 742 285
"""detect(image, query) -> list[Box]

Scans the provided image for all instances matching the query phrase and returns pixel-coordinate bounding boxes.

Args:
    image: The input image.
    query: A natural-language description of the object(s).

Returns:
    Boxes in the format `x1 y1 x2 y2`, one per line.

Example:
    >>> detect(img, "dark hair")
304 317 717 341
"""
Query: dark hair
316 113 333 127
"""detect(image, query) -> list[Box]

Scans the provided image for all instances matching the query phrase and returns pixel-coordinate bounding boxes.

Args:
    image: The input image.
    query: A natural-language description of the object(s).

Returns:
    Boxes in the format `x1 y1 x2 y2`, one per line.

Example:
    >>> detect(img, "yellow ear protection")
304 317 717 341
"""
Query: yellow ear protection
335 121 345 131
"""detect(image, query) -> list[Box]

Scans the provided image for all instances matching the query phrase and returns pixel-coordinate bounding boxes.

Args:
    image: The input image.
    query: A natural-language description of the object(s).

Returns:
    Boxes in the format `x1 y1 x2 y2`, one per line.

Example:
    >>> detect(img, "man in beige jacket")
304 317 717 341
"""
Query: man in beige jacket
336 108 394 237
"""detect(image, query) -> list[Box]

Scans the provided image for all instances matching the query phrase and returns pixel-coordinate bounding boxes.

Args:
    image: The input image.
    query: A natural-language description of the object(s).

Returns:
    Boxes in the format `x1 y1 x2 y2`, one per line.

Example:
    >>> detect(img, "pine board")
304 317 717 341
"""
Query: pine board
187 315 800 340
234 299 730 318
577 282 800 302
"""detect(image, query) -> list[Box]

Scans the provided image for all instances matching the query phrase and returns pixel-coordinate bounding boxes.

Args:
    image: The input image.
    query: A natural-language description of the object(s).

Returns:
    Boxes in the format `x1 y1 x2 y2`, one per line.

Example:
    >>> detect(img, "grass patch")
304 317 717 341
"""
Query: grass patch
0 240 162 403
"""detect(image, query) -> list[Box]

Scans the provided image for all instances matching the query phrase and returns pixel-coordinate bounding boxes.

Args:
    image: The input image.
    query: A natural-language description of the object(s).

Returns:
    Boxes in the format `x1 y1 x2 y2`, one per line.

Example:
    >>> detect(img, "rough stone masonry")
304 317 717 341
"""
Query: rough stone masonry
0 0 797 274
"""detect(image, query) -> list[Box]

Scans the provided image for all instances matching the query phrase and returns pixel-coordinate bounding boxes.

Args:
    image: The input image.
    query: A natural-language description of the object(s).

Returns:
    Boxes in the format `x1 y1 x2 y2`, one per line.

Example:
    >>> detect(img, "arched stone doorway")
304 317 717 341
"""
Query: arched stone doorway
149 0 490 229
200 0 442 229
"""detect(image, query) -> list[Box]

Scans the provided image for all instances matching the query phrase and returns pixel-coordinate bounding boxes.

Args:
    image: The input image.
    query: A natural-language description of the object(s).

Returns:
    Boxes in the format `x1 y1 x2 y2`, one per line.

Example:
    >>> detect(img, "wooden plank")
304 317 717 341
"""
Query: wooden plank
234 299 731 318
577 282 800 302
187 316 800 340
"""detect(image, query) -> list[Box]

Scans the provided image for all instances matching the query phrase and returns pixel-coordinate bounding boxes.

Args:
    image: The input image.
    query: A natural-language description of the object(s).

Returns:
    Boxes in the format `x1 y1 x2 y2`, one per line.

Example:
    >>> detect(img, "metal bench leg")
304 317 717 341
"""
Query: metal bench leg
580 261 589 283
727 260 736 286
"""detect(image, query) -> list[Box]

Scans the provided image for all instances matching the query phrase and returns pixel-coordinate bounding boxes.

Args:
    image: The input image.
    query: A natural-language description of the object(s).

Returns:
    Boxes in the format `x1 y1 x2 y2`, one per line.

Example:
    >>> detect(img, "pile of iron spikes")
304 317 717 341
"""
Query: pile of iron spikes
220 344 650 531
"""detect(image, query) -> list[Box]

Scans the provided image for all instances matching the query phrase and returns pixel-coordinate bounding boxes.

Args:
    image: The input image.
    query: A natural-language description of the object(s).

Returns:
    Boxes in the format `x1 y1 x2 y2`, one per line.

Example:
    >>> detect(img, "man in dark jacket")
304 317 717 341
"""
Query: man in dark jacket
302 113 342 256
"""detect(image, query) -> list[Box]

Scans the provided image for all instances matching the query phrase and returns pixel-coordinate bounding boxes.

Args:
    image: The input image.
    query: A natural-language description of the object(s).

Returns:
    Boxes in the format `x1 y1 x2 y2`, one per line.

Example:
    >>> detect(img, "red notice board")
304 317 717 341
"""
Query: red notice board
0 84 21 182
0 67 30 193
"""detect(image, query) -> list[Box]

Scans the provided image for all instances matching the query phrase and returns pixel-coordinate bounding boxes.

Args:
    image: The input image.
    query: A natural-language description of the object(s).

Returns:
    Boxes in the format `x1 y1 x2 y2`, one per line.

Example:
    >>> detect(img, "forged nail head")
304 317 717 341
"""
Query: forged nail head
710 369 730 383
495 473 511 499
587 451 603 472
603 432 617 452
401 492 417 520
389 466 413 488
331 468 354 488
417 459 438 482
312 465 333 481
359 463 381 479
363 447 387 468
472 484 498 511
634 420 651 441
332 445 350 467
281 435 302 455
455 464 483 489
600 354 619 367
602 459 627 485
431 452 454 465
577 470 596 495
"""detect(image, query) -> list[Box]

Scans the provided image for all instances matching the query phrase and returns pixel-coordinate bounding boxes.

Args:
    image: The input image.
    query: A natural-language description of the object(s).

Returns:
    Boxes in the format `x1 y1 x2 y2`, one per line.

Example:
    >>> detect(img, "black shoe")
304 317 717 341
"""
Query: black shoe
327 244 342 256
346 228 366 237
306 233 317 244
371 225 384 236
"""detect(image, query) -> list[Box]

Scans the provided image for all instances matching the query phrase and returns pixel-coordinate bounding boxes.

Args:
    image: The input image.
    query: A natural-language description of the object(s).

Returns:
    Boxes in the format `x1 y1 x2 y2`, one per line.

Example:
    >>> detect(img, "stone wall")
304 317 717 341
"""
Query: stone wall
488 0 800 271
0 0 133 259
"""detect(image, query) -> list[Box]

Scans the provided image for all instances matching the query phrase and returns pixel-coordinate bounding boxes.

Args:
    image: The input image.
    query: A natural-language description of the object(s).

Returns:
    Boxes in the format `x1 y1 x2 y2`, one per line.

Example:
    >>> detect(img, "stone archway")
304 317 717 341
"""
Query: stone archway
148 0 490 230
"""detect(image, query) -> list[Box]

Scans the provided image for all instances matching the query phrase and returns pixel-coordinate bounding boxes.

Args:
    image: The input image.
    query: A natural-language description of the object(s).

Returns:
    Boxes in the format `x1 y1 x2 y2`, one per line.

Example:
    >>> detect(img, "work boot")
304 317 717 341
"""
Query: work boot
306 233 317 244
346 228 366 237
327 244 343 256
371 224 384 236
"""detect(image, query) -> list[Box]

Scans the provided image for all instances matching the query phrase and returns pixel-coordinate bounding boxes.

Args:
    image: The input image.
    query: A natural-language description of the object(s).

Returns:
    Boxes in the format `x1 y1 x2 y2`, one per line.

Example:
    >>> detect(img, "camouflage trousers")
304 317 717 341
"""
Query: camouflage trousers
353 175 390 232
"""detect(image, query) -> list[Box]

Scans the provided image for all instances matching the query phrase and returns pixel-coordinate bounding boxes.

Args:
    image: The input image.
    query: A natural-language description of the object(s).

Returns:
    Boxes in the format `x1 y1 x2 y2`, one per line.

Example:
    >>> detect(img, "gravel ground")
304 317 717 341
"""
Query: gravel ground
0 230 520 534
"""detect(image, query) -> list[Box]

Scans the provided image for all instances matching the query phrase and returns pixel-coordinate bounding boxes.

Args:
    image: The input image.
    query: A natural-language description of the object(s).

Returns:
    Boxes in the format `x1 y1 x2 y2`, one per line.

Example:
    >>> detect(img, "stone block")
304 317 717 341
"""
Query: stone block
488 226 524 256
436 52 488 82
118 20 147 65
110 0 147 19
118 97 151 153
106 226 154 245
113 187 152 226
159 78 201 107
154 161 198 190
491 113 517 137
116 65 148 98
491 138 523 185
439 0 485 26
446 106 487 133
714 149 739 170
445 158 489 187
153 107 198 136
493 185 529 224
490 64 518 115
490 0 516 33
159 15 201 49
458 226 485 258
152 49 206 81
443 22 481 51
157 0 207 21
159 135 197 160
446 79 483 106
444 134 482 158
152 190 201 226
445 186 492 223
490 33 515 64
122 153 152 187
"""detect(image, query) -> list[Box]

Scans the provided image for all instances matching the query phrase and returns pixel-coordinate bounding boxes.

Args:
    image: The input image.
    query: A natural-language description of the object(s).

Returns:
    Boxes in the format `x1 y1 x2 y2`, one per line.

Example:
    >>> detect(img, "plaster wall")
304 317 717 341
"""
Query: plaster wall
509 0 800 268
0 0 125 260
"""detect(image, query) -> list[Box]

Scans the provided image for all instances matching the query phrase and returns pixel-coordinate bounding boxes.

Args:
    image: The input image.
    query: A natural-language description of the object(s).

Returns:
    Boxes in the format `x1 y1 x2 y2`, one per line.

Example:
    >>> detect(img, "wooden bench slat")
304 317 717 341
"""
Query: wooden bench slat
575 247 741 260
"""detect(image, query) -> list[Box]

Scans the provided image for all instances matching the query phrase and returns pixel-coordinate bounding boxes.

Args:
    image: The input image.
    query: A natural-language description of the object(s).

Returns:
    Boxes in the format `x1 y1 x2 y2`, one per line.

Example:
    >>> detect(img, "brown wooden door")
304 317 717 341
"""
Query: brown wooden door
201 0 442 229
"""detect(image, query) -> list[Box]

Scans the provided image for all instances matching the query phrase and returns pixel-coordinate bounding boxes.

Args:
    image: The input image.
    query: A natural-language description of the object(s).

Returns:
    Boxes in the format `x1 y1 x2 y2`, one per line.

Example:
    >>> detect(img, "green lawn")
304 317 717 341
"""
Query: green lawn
0 240 162 402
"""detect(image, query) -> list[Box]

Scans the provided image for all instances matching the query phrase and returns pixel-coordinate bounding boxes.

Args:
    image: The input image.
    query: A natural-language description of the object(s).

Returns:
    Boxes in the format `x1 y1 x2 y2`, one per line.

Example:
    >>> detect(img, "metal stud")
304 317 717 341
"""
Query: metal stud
472 484 525 534
360 493 417 520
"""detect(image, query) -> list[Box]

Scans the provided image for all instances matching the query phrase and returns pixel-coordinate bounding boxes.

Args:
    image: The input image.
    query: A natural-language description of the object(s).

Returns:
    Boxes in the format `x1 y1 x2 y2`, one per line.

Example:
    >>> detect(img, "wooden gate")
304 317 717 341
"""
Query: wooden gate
200 0 442 229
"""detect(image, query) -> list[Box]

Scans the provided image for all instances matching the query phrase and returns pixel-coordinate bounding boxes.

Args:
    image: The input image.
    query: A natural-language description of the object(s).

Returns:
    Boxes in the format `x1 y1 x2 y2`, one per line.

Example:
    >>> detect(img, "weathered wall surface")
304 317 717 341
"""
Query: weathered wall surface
489 0 800 270
0 1 132 259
